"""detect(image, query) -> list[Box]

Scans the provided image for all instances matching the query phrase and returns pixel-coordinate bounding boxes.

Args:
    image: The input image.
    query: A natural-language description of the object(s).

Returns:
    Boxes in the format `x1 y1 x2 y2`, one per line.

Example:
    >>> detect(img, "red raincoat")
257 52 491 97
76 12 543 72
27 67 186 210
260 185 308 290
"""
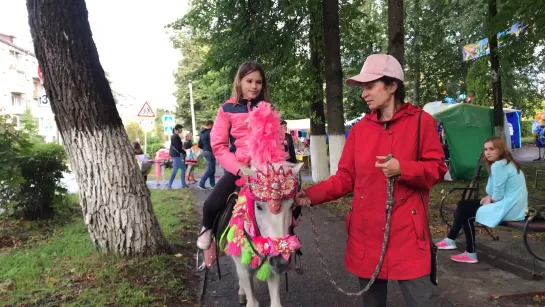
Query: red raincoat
305 103 447 280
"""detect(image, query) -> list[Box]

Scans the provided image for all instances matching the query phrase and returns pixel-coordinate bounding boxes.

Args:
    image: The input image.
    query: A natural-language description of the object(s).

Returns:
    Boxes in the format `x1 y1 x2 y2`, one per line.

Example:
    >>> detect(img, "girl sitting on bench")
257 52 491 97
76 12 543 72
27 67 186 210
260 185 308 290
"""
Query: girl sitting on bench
436 136 528 263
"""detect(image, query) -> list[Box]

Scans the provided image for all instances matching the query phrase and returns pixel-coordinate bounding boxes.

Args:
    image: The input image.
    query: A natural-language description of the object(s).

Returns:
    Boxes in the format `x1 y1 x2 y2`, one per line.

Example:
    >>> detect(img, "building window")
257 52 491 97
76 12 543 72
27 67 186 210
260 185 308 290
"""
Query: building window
9 50 20 68
11 93 23 106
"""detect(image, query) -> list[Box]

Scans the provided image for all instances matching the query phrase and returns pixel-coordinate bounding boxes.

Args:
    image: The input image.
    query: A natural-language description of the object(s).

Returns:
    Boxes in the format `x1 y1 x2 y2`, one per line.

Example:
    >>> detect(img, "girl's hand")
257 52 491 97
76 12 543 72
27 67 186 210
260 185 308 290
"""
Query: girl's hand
295 191 312 207
480 195 492 205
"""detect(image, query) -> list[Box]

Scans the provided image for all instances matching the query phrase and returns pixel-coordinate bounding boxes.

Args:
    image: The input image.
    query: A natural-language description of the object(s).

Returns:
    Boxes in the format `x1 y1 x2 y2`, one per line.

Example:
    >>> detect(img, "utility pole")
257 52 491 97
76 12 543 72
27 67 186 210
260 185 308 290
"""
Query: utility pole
188 82 197 138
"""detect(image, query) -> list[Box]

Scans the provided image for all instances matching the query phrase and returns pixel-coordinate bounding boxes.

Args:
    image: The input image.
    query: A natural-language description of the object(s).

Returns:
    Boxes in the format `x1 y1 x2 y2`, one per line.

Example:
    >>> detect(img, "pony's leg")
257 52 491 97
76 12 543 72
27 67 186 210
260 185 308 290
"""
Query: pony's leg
238 279 246 305
234 258 259 307
266 273 282 307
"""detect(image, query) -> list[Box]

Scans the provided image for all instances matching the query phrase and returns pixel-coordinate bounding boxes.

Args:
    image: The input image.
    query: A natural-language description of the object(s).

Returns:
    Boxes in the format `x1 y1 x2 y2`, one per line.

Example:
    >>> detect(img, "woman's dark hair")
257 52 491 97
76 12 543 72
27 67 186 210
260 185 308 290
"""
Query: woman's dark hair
172 124 183 133
132 141 143 155
232 61 270 102
378 76 405 103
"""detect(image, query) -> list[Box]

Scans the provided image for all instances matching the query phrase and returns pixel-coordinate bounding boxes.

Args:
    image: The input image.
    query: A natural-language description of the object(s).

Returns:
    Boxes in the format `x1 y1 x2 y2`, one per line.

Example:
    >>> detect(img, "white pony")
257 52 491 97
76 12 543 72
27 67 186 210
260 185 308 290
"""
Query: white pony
225 161 303 307
214 102 304 307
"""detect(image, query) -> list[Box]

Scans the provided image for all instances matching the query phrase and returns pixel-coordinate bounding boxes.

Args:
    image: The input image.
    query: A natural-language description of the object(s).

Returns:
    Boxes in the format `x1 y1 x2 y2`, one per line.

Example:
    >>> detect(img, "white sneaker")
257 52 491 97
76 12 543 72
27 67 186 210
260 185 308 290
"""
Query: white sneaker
197 227 212 250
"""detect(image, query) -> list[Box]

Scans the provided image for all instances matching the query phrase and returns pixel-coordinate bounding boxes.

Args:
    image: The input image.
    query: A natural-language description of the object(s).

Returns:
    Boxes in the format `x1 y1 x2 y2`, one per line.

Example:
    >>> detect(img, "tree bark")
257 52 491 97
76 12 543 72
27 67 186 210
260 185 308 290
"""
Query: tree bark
488 0 504 136
388 0 404 67
412 0 421 105
322 0 345 175
26 0 169 256
309 0 330 182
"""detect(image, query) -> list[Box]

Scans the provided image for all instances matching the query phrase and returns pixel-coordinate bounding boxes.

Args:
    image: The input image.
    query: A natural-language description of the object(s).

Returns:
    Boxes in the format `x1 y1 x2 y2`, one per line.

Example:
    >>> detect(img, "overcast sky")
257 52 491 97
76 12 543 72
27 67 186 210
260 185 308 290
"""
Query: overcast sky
0 0 188 110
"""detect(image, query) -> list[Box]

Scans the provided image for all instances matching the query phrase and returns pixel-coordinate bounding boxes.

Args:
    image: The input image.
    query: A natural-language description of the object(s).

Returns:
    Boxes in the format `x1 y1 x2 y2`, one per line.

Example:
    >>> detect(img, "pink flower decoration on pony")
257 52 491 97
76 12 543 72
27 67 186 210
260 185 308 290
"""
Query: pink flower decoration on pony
268 235 301 261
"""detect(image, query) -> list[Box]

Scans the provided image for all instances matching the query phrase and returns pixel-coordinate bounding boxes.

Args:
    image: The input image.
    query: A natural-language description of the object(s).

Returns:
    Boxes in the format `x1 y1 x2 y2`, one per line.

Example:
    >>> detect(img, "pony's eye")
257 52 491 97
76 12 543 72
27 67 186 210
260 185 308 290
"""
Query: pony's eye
256 204 263 211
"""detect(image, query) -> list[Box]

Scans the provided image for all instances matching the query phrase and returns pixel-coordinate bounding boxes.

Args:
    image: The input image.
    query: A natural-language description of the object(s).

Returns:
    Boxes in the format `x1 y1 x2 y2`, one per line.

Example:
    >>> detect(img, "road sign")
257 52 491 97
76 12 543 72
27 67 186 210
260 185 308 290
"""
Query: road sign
139 119 154 132
137 102 155 118
162 115 174 125
162 115 175 135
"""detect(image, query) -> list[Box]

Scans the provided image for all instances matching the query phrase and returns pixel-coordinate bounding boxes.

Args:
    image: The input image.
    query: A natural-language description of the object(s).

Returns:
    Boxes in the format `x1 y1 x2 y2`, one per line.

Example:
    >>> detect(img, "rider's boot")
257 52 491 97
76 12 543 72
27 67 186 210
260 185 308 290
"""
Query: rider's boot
197 226 212 250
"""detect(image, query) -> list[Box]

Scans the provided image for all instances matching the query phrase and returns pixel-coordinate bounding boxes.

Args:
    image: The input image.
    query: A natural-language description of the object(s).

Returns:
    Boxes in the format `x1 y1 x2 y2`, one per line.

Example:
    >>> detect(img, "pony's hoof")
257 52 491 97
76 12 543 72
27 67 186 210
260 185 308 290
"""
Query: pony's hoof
238 294 247 305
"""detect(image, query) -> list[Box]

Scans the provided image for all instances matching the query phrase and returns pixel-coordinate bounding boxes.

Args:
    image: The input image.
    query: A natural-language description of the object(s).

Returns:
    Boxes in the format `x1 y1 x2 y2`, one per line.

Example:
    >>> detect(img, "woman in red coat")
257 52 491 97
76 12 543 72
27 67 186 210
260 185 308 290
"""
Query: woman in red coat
296 54 447 307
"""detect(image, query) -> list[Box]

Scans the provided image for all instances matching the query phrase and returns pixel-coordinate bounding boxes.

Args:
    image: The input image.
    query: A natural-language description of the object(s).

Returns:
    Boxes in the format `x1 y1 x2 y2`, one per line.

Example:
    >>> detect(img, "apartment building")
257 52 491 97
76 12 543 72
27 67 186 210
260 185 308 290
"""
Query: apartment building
0 33 59 142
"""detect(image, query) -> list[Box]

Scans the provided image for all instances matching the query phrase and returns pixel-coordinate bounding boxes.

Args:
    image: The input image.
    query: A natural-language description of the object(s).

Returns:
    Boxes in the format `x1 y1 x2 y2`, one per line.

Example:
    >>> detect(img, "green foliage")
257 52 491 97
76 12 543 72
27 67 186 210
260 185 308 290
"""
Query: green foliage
147 136 165 156
15 143 69 220
0 115 69 220
124 122 144 142
168 0 545 124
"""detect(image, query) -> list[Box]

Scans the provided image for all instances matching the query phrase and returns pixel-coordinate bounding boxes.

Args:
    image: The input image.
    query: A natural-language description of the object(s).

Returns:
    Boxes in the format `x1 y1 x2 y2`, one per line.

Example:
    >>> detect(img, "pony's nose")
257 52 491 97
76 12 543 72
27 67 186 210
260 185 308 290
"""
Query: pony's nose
269 255 291 273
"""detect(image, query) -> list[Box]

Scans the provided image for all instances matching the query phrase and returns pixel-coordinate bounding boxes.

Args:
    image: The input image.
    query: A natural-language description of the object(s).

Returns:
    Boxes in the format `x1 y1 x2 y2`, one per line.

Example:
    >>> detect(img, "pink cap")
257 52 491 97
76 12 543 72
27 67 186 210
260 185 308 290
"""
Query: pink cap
346 54 404 86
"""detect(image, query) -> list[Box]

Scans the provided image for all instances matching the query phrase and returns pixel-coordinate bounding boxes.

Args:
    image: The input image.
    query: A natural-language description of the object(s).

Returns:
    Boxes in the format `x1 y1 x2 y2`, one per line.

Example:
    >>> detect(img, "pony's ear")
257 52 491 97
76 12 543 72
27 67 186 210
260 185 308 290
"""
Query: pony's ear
239 166 256 177
291 162 304 176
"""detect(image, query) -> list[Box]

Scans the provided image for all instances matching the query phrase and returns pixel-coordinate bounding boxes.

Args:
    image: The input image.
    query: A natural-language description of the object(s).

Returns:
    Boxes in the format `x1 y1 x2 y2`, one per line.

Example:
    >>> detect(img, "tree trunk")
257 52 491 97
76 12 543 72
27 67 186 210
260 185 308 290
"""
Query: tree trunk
488 0 504 136
26 0 170 256
309 0 330 182
388 0 404 67
323 0 345 175
412 0 421 105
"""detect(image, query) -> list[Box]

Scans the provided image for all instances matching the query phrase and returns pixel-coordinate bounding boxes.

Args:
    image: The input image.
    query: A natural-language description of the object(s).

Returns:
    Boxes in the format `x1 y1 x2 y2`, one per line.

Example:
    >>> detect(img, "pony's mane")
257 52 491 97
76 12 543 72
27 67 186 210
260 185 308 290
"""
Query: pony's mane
246 103 287 168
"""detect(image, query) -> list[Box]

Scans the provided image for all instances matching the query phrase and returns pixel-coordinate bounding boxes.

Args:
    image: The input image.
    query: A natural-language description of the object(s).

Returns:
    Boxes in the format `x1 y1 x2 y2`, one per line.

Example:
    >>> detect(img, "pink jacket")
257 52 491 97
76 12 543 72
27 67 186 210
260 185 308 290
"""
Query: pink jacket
211 97 263 176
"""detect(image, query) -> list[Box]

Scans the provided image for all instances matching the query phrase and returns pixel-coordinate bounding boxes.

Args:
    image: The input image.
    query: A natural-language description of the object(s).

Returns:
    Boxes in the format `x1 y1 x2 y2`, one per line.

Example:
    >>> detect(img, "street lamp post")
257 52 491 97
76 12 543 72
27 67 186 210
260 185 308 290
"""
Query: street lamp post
188 82 197 138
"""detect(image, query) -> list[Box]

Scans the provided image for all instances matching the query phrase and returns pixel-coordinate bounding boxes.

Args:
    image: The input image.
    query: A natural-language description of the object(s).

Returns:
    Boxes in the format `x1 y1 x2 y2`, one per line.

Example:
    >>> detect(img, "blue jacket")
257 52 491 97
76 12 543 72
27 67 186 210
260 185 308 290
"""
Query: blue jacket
476 160 528 227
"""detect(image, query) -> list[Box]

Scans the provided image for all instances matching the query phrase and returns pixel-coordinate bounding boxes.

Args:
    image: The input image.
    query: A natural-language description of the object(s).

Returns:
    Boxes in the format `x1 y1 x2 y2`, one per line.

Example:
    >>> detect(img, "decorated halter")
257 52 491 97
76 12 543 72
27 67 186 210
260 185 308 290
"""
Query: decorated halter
247 163 299 213
222 101 301 281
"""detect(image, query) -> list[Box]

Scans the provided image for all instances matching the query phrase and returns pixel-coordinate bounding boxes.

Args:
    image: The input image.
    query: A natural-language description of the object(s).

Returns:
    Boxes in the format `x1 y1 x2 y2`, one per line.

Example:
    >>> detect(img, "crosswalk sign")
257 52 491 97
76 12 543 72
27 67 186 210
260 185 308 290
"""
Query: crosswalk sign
164 126 172 135
137 102 155 118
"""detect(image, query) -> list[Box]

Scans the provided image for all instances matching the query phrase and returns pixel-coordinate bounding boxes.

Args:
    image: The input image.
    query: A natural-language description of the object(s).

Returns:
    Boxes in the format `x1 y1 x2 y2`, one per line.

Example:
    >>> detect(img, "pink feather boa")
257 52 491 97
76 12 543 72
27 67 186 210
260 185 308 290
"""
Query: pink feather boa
246 102 287 168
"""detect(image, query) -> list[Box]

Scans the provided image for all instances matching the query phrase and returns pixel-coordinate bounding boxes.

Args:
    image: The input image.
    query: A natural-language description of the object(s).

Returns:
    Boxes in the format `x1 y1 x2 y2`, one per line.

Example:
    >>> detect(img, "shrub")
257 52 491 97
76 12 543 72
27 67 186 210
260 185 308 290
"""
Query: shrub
15 143 69 220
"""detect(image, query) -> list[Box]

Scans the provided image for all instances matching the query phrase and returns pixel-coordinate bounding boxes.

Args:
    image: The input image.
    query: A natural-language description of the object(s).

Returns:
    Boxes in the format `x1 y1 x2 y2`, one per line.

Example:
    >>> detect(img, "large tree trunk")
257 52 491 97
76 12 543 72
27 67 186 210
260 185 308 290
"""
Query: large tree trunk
27 0 169 256
388 0 404 67
488 0 504 136
323 0 345 176
309 0 330 182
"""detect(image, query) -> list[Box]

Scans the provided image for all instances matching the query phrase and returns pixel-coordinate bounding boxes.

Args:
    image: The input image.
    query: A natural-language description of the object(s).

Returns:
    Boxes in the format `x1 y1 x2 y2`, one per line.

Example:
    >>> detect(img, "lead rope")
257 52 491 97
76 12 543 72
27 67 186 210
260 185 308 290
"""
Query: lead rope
309 154 395 296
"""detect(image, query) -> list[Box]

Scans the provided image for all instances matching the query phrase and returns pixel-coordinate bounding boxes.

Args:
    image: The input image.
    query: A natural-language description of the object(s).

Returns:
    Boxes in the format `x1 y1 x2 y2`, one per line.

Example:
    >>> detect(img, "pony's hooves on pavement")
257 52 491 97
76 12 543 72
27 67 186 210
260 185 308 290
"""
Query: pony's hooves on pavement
238 294 247 305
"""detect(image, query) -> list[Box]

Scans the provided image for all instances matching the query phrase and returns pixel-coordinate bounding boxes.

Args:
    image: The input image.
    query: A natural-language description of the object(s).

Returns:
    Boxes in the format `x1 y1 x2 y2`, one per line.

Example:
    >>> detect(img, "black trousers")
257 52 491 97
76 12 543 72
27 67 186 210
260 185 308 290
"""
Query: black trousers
359 275 436 307
447 199 481 253
202 172 240 229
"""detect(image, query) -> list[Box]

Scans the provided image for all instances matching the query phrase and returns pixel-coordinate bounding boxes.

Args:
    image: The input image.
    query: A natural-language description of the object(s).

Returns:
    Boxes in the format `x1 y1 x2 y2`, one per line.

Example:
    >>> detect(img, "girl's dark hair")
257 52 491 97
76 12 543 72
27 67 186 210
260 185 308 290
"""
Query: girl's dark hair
132 141 143 155
378 76 405 103
172 124 183 133
232 61 270 102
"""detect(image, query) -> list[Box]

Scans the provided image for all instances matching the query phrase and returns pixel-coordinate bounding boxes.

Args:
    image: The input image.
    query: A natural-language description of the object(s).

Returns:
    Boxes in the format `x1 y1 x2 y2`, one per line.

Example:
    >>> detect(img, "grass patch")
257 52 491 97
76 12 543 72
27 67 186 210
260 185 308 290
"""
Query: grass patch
0 189 199 306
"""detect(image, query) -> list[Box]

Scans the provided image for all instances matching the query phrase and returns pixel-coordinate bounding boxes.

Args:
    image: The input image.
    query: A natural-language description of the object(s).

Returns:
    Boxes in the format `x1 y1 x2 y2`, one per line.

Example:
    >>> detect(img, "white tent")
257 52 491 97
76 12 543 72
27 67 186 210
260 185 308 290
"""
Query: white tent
345 113 366 127
285 119 310 131
422 101 456 115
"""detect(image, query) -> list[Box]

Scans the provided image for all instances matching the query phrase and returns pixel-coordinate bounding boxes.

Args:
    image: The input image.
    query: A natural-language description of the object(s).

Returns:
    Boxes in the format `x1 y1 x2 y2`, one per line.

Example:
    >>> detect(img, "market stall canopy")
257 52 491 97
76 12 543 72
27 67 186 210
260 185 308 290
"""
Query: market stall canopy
285 119 311 131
